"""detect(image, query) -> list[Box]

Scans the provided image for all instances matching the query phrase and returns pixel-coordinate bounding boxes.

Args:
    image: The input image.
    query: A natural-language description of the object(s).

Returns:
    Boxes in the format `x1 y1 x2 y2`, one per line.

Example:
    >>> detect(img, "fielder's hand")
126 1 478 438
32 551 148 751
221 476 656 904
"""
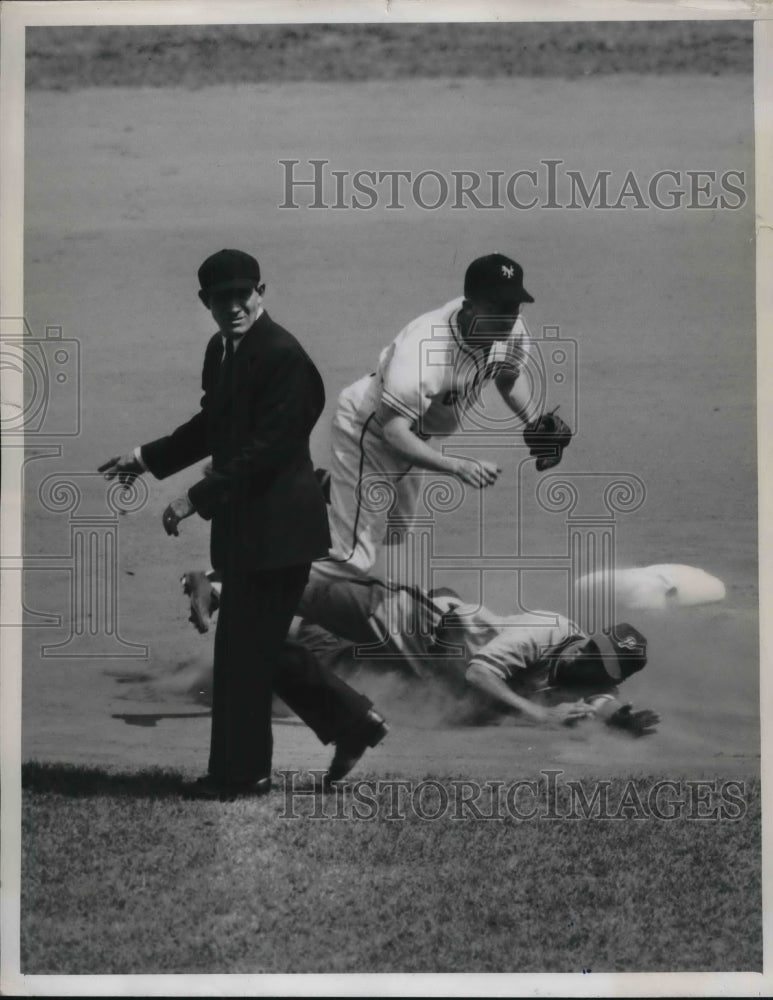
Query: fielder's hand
98 453 144 487
162 495 195 536
451 457 501 489
523 408 572 471
605 704 660 738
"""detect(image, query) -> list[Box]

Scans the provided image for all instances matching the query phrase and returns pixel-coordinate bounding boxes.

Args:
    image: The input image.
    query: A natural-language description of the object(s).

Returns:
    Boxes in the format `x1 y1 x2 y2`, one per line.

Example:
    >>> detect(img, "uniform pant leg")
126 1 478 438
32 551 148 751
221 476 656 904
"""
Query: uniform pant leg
326 405 413 575
208 564 310 784
272 639 373 745
296 563 380 644
380 467 426 584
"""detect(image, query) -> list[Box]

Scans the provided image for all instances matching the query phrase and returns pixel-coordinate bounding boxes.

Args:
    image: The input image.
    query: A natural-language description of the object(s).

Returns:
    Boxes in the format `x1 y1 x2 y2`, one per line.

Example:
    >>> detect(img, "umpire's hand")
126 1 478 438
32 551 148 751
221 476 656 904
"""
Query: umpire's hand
99 453 144 486
163 495 195 536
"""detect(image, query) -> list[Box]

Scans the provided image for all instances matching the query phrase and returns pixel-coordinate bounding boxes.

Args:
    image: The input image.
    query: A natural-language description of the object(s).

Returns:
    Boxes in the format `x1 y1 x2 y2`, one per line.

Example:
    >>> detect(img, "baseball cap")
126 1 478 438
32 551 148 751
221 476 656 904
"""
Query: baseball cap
584 623 648 681
464 253 535 305
550 623 648 688
198 249 260 293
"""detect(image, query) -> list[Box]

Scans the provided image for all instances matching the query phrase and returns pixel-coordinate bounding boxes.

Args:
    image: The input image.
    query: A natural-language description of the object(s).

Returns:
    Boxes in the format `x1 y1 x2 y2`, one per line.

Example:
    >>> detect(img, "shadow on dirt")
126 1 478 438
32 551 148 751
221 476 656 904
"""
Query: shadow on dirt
112 711 211 727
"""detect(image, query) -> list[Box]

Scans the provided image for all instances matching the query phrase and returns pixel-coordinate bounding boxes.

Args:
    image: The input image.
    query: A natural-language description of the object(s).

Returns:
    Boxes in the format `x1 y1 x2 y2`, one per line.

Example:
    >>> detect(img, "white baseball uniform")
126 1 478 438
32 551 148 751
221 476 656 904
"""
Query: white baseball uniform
437 605 619 705
432 604 624 719
204 560 447 678
204 563 622 713
296 574 620 711
295 562 448 679
323 297 532 576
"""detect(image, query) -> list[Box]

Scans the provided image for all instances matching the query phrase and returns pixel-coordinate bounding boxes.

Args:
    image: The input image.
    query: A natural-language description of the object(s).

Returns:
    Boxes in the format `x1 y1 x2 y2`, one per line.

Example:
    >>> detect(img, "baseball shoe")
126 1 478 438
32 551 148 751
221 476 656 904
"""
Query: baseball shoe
181 775 272 801
325 709 389 785
181 570 219 633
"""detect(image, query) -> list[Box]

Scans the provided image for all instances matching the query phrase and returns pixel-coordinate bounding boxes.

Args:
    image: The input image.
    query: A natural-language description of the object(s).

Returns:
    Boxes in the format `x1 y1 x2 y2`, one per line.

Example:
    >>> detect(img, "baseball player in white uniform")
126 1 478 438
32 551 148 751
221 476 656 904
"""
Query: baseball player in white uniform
184 561 446 680
323 253 570 578
297 587 657 733
427 597 657 732
183 569 658 735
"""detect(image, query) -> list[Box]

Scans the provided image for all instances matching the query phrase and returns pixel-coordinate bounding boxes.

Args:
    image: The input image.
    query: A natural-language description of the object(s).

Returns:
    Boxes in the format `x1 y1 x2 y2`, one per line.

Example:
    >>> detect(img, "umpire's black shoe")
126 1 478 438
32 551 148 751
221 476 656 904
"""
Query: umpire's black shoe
325 710 389 785
182 775 272 801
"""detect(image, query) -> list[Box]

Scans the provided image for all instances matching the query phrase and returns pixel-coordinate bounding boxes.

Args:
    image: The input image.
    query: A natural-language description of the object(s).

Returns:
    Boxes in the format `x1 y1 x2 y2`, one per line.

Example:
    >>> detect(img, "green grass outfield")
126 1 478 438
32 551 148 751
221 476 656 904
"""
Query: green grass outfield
22 763 761 974
26 21 752 89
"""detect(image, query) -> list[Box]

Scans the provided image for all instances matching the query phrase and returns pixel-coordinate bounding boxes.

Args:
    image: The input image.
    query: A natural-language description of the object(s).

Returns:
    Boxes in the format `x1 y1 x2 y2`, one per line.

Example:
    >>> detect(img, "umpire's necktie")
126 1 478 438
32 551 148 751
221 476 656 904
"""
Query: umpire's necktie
216 335 236 411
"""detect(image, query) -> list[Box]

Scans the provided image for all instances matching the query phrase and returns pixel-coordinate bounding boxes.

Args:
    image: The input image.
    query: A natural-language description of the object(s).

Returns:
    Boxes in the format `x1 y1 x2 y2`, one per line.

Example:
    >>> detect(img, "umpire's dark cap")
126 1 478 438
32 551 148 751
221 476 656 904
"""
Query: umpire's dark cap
585 623 648 681
198 249 261 293
464 253 535 304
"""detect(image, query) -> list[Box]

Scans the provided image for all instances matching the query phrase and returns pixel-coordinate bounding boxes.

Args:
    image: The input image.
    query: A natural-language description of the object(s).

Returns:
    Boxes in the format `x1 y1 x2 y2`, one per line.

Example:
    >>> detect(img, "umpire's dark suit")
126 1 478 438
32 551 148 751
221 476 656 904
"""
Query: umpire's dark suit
142 310 370 783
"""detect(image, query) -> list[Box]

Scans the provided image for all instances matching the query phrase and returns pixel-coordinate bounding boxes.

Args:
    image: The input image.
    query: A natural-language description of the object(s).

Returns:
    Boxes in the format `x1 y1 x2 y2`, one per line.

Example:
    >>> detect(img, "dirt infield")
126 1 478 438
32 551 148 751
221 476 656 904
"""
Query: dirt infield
21 72 758 785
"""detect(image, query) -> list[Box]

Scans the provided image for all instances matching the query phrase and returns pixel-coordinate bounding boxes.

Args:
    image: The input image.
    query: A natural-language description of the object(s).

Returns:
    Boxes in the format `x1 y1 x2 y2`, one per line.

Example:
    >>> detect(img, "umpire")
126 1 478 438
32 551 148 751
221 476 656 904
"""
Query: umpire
100 249 386 798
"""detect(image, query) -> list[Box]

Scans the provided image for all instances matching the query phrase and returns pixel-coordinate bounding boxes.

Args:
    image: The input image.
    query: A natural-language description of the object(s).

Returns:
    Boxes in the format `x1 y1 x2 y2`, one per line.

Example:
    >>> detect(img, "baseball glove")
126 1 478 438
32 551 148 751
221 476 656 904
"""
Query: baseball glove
523 408 572 471
605 704 660 738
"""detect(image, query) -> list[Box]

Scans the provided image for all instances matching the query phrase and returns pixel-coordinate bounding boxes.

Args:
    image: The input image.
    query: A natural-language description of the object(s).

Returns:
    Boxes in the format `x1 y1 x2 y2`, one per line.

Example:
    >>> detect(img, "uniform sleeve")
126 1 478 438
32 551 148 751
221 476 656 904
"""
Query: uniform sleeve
468 615 577 684
489 315 532 379
380 325 448 424
468 629 535 683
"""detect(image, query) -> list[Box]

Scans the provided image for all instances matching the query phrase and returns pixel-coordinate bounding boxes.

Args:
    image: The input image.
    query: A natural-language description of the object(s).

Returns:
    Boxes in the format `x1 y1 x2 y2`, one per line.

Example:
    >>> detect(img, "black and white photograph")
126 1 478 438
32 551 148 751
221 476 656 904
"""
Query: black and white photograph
1 1 770 994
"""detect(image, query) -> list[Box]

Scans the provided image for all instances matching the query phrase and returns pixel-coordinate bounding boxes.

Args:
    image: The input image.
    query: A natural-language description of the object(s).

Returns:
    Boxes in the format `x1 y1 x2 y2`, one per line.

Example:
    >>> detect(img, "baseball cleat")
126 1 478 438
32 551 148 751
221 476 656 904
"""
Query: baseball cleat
325 709 389 785
181 570 219 633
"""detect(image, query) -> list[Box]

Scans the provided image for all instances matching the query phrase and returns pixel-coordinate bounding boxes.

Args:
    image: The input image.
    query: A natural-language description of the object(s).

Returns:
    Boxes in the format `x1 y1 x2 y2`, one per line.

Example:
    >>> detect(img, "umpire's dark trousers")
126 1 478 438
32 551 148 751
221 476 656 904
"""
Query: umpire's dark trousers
209 563 372 784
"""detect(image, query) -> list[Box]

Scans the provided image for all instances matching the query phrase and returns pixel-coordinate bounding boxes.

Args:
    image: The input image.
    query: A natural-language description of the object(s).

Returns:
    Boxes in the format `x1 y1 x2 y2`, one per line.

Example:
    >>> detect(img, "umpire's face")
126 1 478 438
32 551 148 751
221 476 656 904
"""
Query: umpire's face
202 280 264 337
